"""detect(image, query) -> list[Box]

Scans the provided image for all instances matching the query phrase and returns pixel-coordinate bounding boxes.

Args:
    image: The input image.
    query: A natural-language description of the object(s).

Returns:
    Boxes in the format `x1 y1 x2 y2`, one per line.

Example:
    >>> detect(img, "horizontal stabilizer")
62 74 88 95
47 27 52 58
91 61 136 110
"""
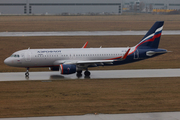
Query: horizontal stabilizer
146 49 167 56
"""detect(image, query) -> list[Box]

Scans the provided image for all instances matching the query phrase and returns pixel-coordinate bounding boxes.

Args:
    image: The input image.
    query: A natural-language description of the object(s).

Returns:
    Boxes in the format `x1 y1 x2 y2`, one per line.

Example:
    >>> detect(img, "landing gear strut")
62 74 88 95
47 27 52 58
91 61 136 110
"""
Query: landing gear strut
25 68 29 78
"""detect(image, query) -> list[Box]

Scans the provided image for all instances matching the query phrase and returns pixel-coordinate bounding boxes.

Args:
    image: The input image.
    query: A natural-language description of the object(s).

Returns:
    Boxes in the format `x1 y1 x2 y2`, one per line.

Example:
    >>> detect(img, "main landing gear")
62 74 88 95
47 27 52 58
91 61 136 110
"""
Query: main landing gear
25 68 29 78
84 70 90 76
76 69 91 78
84 70 91 78
76 70 82 78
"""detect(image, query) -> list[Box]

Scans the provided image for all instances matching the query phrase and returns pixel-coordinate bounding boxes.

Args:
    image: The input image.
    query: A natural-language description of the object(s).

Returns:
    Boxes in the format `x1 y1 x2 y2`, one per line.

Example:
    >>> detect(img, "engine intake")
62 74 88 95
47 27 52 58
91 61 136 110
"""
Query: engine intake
49 66 59 71
60 64 76 74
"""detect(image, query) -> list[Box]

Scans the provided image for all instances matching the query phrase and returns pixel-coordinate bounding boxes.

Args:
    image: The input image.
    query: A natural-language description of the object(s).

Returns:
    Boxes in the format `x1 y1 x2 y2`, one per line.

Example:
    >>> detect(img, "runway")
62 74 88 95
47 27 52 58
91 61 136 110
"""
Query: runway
0 30 180 37
1 68 180 81
1 112 180 120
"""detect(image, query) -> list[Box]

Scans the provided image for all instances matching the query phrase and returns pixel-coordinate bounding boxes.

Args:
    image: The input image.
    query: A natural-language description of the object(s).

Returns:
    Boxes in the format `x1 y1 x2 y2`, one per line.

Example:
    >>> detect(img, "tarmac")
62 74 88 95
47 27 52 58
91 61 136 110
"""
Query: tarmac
0 69 180 81
0 30 180 37
1 112 180 120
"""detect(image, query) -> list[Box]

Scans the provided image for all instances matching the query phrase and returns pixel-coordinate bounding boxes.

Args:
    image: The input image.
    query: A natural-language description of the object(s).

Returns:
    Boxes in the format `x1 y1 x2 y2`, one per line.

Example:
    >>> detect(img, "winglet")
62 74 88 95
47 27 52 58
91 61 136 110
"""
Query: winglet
82 41 88 48
122 48 130 60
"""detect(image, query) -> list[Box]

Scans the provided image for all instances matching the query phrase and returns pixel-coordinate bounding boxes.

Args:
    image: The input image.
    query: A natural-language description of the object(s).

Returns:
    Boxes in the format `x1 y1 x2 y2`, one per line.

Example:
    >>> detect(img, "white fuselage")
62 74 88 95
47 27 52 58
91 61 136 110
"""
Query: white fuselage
4 47 134 68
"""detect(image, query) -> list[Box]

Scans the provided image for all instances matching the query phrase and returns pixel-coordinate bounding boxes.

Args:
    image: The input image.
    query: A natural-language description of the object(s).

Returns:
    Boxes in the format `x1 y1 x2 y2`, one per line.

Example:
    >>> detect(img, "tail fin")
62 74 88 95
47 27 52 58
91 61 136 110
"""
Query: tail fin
135 21 164 49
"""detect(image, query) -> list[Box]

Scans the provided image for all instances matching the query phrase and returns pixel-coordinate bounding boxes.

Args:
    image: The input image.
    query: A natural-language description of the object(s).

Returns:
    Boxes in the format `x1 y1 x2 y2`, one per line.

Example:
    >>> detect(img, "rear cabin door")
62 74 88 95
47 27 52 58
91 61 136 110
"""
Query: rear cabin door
134 49 139 59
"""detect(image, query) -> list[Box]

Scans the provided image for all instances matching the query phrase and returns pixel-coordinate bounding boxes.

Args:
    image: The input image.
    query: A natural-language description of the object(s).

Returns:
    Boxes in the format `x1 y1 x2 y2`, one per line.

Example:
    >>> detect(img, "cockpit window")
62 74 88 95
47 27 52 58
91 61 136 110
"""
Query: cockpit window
11 54 20 57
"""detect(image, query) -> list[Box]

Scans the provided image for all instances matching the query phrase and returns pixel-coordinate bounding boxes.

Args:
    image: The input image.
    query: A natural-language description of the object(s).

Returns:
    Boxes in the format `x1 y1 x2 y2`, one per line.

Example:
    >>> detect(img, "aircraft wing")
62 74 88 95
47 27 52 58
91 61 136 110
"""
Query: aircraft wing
54 59 114 66
54 48 131 66
76 60 114 66
121 48 130 60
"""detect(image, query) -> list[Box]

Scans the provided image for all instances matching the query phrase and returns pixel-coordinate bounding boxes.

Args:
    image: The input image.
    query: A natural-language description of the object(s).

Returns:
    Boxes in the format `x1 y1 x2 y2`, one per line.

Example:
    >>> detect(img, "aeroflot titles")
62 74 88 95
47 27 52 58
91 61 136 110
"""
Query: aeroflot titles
37 50 61 53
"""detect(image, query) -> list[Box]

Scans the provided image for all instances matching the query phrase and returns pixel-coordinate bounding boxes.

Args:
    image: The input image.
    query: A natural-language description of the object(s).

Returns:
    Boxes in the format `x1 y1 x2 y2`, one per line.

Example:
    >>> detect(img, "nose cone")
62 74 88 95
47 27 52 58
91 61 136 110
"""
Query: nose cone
4 57 12 66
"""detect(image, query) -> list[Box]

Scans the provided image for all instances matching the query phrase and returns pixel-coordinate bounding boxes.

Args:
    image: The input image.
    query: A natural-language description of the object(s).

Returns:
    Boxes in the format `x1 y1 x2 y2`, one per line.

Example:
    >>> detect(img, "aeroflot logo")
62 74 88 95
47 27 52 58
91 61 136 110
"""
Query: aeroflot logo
37 50 61 53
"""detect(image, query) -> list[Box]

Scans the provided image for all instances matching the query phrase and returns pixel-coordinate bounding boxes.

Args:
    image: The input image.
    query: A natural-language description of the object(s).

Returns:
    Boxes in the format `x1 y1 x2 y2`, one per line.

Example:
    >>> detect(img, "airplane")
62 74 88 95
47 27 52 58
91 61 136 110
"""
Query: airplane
4 21 167 78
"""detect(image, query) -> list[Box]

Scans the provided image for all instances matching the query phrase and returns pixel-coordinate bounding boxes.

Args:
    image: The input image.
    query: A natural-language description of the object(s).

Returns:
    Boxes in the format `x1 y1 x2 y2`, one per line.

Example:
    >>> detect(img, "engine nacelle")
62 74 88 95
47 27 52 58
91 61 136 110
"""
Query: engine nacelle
49 66 59 71
60 64 76 74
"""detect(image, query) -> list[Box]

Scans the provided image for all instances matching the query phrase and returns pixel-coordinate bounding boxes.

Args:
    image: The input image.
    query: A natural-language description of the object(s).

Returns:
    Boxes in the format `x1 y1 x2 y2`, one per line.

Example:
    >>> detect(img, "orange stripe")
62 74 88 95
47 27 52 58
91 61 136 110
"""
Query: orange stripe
60 64 63 74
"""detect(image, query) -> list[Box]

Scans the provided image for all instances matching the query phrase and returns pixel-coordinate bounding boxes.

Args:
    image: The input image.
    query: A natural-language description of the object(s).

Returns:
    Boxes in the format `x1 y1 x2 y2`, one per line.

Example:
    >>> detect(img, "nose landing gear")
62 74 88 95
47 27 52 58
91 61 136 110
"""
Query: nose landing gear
25 68 29 78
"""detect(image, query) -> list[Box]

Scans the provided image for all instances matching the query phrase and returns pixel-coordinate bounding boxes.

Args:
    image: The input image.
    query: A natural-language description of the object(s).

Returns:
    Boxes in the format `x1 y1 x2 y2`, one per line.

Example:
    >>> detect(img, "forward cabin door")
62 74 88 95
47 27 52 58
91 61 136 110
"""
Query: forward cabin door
25 51 31 61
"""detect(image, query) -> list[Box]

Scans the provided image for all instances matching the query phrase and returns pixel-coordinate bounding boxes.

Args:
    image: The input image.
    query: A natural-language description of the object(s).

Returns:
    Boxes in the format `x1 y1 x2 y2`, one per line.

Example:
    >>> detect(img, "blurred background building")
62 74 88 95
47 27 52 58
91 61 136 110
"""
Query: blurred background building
123 0 180 14
0 0 180 15
0 0 122 15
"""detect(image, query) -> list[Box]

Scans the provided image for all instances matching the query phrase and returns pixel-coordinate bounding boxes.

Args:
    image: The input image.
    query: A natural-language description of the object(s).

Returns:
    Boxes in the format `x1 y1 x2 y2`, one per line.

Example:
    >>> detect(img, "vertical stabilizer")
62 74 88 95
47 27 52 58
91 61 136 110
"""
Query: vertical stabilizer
135 21 164 49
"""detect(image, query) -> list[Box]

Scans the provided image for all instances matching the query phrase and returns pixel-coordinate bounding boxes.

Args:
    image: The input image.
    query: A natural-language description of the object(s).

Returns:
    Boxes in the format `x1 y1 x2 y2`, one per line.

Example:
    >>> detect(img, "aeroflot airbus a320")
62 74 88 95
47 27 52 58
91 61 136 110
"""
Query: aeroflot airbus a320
4 21 167 77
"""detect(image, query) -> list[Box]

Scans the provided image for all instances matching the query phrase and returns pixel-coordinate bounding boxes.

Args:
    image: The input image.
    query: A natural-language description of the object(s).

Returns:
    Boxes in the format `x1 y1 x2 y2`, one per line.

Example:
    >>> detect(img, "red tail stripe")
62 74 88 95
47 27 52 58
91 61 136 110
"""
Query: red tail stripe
136 32 161 48
128 32 161 55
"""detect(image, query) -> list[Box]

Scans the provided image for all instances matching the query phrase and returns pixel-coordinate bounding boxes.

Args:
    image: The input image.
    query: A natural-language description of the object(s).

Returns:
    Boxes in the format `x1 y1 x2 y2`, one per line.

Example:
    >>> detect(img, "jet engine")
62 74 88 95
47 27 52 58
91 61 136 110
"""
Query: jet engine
60 64 76 74
49 66 59 71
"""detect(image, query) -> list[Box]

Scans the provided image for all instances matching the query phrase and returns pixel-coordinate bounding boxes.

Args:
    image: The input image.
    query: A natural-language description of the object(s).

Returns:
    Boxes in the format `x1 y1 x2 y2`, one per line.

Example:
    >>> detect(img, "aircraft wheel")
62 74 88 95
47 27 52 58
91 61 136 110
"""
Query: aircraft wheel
84 71 90 76
77 70 82 74
25 68 29 77
76 70 82 78
76 73 82 78
25 72 29 77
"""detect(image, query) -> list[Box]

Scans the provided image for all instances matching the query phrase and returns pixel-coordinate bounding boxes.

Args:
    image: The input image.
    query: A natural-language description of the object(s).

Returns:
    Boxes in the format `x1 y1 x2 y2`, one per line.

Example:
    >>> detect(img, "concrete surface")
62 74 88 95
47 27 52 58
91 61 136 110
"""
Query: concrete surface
0 69 180 81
